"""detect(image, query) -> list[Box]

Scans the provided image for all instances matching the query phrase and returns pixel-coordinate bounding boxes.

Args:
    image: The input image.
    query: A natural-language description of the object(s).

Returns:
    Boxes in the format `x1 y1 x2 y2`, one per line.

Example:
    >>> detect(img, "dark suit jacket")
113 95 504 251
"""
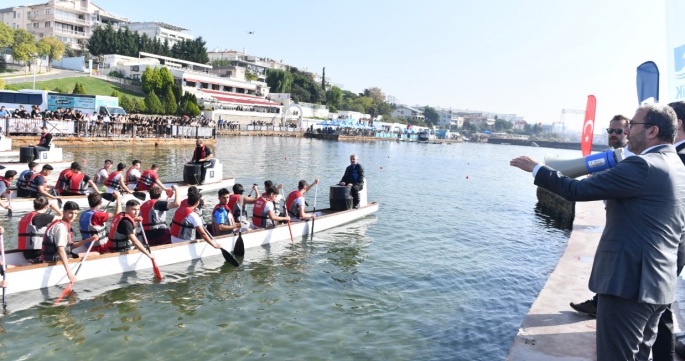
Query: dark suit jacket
677 142 685 165
340 164 364 186
535 144 685 304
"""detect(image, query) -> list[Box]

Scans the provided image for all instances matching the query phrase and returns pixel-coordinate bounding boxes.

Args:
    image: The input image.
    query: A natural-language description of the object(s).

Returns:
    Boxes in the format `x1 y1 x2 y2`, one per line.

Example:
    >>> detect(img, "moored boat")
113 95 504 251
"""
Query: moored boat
0 145 70 176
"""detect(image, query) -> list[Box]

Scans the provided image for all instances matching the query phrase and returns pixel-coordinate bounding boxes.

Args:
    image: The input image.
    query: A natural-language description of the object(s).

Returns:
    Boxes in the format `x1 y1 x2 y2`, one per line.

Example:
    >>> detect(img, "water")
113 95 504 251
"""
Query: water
0 138 579 360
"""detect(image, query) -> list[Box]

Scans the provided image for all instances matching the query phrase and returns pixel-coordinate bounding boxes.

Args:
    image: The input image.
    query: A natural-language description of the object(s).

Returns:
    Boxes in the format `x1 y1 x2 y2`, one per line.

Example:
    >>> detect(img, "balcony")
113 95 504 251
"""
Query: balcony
55 14 92 26
54 27 89 38
55 2 90 14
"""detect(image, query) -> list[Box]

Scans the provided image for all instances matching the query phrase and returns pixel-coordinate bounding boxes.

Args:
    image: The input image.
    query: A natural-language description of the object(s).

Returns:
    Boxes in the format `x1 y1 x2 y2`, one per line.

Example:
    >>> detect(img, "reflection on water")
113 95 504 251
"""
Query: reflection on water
0 139 579 360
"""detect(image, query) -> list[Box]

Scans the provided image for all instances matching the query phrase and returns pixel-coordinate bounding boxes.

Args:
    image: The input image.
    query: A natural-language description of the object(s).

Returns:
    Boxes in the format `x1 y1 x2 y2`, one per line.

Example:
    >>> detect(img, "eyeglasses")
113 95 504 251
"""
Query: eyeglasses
628 122 656 129
606 128 624 134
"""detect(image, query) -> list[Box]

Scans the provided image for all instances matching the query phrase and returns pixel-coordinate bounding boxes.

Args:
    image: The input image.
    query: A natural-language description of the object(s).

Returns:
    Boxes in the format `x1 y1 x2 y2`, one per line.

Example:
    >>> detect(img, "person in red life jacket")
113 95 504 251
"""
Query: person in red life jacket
212 188 243 236
0 170 16 210
140 185 180 245
258 180 284 215
33 126 53 160
63 163 99 196
179 186 205 214
339 154 365 209
42 201 90 285
105 162 133 194
108 200 155 262
171 192 221 248
18 195 62 263
286 179 319 221
189 138 213 185
27 164 59 201
55 162 79 195
125 160 142 190
79 192 121 254
227 183 259 224
136 164 169 192
252 187 290 228
17 161 38 198
93 159 112 189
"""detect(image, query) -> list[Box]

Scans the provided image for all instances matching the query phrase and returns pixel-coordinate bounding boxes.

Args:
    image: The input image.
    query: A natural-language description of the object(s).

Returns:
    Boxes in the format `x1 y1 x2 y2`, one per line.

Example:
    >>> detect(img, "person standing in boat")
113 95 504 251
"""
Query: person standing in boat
170 192 221 248
105 163 133 194
27 164 59 202
93 159 112 190
227 183 259 224
285 179 319 221
107 200 156 262
190 138 213 185
79 192 121 254
252 187 290 228
18 196 62 263
16 162 38 198
211 188 243 236
339 154 364 209
136 164 169 192
140 185 181 246
42 201 93 285
125 160 142 190
33 126 52 160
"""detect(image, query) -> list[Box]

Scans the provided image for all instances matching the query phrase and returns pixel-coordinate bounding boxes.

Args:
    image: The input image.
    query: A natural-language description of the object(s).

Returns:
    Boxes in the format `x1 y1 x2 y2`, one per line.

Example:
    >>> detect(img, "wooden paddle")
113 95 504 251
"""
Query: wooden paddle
310 183 318 240
233 196 245 257
283 205 295 244
138 223 163 280
7 192 11 218
1 234 7 312
203 226 240 267
53 238 96 305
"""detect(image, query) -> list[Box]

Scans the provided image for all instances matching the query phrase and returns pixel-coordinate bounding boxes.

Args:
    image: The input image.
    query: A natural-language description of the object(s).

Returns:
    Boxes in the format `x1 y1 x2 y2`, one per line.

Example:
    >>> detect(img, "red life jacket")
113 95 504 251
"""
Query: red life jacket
227 194 244 220
171 206 196 240
0 176 9 191
285 190 304 216
39 132 49 146
137 169 157 191
252 197 272 228
194 145 207 161
105 171 122 190
18 211 43 250
66 172 88 195
108 212 136 252
41 219 72 262
141 199 167 231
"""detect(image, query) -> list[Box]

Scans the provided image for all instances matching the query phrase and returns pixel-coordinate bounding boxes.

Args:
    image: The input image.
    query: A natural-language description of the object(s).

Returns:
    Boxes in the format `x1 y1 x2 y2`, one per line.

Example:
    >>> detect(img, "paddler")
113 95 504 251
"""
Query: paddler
136 164 169 192
93 159 112 190
252 187 290 228
189 138 213 185
18 195 62 263
62 163 99 196
0 170 16 210
33 126 52 160
54 162 79 195
105 163 133 194
107 200 156 262
259 180 284 215
78 192 121 254
16 161 38 197
27 164 59 201
285 179 319 221
211 188 243 236
170 192 221 248
227 183 259 223
125 160 142 190
140 185 180 245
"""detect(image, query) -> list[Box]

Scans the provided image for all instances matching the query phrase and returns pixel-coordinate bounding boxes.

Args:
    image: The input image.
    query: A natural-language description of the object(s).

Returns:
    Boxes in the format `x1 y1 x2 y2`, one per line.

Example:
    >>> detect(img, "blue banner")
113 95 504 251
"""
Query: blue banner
636 61 659 105
666 0 685 101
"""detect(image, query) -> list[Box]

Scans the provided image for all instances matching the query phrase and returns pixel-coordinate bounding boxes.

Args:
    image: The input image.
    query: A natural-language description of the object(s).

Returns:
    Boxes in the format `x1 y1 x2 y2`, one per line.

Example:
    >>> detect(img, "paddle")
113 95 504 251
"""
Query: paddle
203 226 240 267
53 238 96 305
310 183 318 240
101 192 115 207
1 234 7 312
7 192 11 218
234 196 245 257
283 205 295 244
139 223 163 280
132 191 147 201
52 188 62 209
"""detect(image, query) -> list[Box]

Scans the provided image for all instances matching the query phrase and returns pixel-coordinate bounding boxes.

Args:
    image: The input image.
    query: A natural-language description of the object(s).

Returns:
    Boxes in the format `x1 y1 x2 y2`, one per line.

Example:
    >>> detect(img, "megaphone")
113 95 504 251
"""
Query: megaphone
544 148 626 178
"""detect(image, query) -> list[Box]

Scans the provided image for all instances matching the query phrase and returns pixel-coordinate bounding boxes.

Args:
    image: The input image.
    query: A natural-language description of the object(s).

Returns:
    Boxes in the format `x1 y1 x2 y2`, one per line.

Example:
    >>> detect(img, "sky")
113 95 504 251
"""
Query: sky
83 0 668 130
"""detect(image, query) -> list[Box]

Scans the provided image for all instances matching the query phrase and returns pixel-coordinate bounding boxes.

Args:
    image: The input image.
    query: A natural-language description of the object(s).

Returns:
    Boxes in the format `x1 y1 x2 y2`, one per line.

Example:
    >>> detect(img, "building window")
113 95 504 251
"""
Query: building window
45 9 51 15
16 12 20 19
33 23 39 29
11 23 15 29
34 10 38 16
45 21 50 27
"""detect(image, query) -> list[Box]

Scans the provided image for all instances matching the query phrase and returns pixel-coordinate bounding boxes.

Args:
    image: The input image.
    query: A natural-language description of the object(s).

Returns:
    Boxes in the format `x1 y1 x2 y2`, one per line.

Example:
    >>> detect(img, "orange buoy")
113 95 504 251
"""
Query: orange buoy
83 159 86 163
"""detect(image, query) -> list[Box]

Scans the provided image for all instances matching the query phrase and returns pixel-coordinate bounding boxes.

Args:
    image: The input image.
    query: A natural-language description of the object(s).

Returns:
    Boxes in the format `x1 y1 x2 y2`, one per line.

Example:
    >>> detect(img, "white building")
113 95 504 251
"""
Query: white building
0 0 128 50
127 22 193 46
391 106 425 121
436 109 463 128
207 49 291 81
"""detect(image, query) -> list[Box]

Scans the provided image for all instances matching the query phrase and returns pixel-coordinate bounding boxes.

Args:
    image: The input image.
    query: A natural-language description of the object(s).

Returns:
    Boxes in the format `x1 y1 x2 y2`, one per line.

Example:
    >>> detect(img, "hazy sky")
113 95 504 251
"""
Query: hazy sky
88 0 666 129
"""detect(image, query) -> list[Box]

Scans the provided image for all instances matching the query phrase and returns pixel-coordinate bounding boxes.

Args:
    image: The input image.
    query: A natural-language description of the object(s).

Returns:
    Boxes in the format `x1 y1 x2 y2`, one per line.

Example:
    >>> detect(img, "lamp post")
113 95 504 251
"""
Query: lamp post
32 53 38 90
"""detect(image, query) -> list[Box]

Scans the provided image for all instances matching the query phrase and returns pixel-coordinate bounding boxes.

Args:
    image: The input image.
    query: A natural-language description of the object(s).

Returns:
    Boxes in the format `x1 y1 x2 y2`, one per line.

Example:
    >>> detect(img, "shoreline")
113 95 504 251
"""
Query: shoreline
6 136 217 148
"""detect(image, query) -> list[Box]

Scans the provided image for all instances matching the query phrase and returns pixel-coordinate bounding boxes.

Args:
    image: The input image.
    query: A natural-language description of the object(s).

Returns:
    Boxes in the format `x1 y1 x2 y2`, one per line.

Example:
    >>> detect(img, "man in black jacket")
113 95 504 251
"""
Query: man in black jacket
339 154 364 208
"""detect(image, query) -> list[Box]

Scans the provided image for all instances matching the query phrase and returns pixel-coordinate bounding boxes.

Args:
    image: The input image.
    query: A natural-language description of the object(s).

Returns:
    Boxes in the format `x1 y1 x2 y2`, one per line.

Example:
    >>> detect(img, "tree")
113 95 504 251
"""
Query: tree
245 71 257 81
162 85 177 115
141 66 161 95
144 91 164 114
423 106 439 127
0 23 13 50
12 29 37 72
72 82 86 94
265 69 293 93
321 67 326 91
158 67 174 93
377 102 392 116
364 87 385 104
328 105 337 113
326 86 342 108
495 119 513 131
53 86 67 93
210 59 231 67
119 94 133 113
353 97 374 112
36 36 65 71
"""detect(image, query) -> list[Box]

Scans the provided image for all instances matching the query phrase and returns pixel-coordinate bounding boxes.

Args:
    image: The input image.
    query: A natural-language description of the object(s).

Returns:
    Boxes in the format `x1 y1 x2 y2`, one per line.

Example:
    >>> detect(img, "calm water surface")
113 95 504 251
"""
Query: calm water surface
0 138 580 360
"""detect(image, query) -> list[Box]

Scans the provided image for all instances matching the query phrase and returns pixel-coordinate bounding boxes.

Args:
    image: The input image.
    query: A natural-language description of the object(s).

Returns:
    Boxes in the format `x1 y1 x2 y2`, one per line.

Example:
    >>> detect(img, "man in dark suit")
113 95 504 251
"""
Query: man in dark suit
339 154 364 208
511 103 685 360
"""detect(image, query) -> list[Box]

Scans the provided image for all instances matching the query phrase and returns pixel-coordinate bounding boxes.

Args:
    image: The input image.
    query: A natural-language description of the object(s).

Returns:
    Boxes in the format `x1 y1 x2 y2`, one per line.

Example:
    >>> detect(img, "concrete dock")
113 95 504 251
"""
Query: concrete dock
507 200 685 360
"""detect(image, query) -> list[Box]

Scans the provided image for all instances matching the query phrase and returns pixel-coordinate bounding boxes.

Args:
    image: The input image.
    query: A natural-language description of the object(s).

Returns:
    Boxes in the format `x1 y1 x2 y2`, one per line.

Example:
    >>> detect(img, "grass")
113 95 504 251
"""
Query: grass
10 76 144 100
0 68 17 74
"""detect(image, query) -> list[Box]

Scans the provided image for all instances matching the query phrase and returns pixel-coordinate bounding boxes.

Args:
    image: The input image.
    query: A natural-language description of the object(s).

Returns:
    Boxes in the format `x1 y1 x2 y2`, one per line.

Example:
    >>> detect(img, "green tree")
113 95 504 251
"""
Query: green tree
377 102 392 116
353 97 374 113
141 66 161 95
163 85 177 115
36 36 65 71
364 87 385 104
53 86 67 93
265 69 293 93
12 29 37 71
245 71 257 81
144 91 164 114
111 90 121 98
326 86 342 108
210 59 231 67
119 94 133 113
495 119 513 131
423 106 439 127
328 105 337 113
72 82 86 94
0 23 14 50
132 97 146 113
321 67 326 91
158 66 174 93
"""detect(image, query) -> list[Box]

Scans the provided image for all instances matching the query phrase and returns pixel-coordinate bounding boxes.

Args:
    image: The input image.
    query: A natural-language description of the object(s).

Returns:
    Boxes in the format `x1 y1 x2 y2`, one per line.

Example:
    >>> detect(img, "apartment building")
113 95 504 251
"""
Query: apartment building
0 0 127 50
208 49 291 81
127 22 193 46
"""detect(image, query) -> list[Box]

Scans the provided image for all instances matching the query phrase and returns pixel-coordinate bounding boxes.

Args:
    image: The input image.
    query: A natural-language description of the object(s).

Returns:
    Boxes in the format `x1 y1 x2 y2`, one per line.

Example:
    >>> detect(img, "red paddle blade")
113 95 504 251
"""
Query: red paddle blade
165 188 174 198
54 283 73 305
287 222 294 243
151 259 163 280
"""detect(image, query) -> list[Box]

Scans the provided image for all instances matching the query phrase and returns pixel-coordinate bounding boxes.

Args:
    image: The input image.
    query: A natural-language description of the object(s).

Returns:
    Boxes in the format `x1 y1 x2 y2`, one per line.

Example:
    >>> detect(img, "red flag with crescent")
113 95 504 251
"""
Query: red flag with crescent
581 95 596 157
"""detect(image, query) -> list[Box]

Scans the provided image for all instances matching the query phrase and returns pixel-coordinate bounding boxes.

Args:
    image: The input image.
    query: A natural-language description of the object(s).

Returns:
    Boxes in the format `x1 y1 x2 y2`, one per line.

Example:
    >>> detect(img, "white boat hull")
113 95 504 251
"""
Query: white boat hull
2 202 380 295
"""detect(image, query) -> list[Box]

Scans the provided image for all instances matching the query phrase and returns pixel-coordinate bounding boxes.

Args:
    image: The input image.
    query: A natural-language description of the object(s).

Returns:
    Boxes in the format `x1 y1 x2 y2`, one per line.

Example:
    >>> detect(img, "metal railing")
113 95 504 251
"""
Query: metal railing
4 119 216 139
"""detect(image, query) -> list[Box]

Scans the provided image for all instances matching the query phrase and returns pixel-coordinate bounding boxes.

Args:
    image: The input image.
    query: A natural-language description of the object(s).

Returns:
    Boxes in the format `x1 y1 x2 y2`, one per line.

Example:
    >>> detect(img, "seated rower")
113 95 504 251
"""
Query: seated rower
136 164 169 192
211 188 243 236
105 163 134 194
16 162 38 198
63 163 99 196
140 185 181 246
79 192 122 254
285 179 319 221
93 159 112 191
27 164 59 201
18 196 62 263
0 170 16 209
252 187 290 228
260 180 284 215
107 200 156 262
42 201 96 285
170 192 221 249
125 160 141 190
227 183 259 223
55 162 79 196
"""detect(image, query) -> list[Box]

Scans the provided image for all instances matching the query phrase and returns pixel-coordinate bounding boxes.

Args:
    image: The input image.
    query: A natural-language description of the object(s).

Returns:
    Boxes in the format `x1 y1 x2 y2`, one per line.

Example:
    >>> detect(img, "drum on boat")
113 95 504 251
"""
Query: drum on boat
329 185 352 211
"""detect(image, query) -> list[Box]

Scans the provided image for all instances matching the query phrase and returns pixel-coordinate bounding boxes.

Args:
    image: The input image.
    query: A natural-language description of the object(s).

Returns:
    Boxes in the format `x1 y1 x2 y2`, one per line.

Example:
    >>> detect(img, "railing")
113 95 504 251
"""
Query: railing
4 119 216 139
55 14 92 26
306 127 419 140
54 27 88 37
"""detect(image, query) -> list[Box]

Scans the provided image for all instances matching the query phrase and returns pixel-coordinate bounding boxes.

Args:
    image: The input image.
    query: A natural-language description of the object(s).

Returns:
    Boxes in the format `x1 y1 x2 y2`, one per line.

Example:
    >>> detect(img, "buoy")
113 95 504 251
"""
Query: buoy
380 166 383 169
82 159 86 164
466 176 469 179
285 157 287 160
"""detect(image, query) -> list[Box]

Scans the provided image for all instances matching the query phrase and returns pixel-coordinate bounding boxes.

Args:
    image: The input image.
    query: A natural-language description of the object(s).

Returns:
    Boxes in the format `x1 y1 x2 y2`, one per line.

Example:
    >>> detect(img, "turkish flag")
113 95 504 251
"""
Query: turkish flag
581 95 597 157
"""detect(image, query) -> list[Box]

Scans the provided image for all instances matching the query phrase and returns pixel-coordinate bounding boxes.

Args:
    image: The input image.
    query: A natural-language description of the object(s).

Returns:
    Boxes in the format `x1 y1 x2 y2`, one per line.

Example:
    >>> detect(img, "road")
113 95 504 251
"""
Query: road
3 69 87 85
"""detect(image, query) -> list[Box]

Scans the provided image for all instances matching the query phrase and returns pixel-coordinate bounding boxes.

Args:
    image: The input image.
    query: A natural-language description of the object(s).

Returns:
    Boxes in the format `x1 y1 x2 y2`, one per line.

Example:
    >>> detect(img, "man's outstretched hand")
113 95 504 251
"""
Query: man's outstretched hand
510 156 540 173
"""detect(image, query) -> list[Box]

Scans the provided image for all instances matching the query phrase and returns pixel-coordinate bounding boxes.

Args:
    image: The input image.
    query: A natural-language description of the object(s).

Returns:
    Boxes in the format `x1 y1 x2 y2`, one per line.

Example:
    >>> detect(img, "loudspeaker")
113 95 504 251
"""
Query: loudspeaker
544 148 626 178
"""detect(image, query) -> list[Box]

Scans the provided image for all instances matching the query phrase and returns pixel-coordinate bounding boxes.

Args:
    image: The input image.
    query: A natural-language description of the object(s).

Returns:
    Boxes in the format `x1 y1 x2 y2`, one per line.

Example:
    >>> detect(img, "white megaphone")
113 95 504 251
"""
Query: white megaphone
544 148 626 178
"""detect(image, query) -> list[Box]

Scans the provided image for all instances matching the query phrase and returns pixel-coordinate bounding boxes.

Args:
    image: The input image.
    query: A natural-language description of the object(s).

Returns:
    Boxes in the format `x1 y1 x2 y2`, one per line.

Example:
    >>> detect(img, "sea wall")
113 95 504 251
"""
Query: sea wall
8 136 217 148
536 187 575 224
216 130 302 138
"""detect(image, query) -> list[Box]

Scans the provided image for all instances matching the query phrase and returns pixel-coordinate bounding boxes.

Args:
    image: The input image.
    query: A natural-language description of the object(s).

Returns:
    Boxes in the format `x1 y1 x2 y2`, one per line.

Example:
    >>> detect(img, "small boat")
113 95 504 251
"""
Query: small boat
531 142 540 147
0 145 71 175
2 198 379 297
